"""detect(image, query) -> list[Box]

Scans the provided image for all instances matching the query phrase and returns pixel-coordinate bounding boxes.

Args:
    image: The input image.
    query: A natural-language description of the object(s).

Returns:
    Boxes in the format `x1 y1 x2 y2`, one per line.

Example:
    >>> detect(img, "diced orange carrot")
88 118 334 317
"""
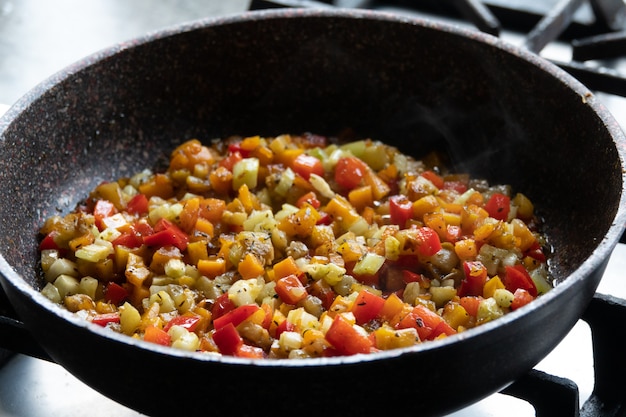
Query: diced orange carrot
454 238 478 261
198 256 226 279
179 197 200 233
209 166 233 195
138 173 174 199
348 185 373 213
238 253 265 279
194 217 215 239
199 198 226 223
273 256 301 280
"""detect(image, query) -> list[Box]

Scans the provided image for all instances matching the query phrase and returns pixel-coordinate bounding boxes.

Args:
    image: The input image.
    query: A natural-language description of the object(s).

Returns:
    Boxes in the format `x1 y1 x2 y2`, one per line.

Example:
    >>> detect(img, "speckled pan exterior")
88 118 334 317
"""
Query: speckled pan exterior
0 8 625 417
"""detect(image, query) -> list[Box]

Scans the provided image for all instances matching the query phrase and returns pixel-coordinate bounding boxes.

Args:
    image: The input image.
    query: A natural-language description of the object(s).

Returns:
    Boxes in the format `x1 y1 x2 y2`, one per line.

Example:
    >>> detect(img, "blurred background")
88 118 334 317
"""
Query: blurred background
0 0 249 106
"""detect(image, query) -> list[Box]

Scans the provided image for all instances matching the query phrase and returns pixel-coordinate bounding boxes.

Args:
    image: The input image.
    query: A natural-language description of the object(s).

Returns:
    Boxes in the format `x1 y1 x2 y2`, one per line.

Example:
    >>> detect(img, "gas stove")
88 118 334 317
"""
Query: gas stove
1 1 626 416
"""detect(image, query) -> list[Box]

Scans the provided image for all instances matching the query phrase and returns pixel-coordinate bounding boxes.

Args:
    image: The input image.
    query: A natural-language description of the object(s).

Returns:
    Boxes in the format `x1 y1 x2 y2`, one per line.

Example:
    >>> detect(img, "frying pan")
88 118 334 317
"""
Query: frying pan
0 8 625 417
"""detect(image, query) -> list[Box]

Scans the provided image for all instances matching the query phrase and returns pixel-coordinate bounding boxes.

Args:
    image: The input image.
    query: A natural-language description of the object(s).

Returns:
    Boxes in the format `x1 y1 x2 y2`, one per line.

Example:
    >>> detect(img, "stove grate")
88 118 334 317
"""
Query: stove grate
250 0 626 96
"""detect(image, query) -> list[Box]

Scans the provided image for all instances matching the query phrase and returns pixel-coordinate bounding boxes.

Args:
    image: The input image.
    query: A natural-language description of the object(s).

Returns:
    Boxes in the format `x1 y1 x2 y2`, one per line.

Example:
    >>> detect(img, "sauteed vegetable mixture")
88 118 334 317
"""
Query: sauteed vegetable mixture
39 134 551 358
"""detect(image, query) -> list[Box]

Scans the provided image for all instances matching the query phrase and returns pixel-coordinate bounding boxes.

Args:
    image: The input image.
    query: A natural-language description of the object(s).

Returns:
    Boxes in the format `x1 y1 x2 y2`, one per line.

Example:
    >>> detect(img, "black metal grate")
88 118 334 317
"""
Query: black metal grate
250 0 626 97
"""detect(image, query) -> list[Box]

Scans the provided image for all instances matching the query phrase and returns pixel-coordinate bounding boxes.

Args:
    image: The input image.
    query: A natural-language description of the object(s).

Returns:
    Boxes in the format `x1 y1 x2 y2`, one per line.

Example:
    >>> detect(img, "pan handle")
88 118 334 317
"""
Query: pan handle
0 286 53 362
0 315 53 362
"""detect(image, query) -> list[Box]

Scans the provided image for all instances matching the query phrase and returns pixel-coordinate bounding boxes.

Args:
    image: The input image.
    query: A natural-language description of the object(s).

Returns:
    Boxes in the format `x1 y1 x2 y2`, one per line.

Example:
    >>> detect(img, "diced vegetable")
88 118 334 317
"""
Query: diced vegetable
37 134 552 359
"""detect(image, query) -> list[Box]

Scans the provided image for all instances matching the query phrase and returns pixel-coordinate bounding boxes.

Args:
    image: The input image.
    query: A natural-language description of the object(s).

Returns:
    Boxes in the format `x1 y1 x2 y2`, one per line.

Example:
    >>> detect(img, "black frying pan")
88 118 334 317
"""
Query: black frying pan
0 9 625 417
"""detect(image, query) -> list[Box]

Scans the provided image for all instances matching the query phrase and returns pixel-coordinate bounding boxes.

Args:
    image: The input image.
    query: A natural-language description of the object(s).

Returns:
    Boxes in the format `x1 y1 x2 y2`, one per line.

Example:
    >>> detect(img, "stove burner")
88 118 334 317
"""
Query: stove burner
501 294 626 416
250 0 626 96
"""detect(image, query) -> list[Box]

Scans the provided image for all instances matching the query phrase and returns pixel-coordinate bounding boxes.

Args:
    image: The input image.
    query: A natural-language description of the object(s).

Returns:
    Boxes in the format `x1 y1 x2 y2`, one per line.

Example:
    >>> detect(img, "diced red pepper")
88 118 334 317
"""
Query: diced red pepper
212 322 243 355
235 344 265 359
112 231 143 248
211 293 236 321
275 274 308 305
396 304 456 341
104 282 129 305
91 312 120 327
420 170 444 189
143 218 189 251
525 241 546 263
351 290 386 325
144 325 171 346
39 231 61 251
334 157 368 190
133 221 154 237
443 180 468 194
296 191 321 209
113 221 154 248
316 212 332 225
414 226 442 256
511 288 535 310
93 200 117 231
458 261 488 297
275 319 295 339
503 264 538 297
227 143 252 158
402 270 430 289
292 154 324 181
163 314 201 332
325 314 374 355
212 304 260 331
219 150 243 171
389 195 413 229
430 320 457 338
126 193 149 215
459 296 482 317
484 193 511 221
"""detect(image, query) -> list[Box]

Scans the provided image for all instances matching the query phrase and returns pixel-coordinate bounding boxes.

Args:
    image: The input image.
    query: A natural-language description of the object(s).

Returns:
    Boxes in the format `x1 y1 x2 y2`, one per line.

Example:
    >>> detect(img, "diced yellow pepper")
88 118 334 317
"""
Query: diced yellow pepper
69 233 95 252
125 253 151 287
238 183 261 213
374 326 419 350
511 218 537 252
483 275 505 298
327 295 352 318
187 240 209 265
424 212 447 239
442 302 471 330
325 195 361 231
461 204 489 234
278 203 321 237
240 135 262 151
379 292 405 321
454 238 477 261
412 195 440 221
336 239 367 264
513 192 534 220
